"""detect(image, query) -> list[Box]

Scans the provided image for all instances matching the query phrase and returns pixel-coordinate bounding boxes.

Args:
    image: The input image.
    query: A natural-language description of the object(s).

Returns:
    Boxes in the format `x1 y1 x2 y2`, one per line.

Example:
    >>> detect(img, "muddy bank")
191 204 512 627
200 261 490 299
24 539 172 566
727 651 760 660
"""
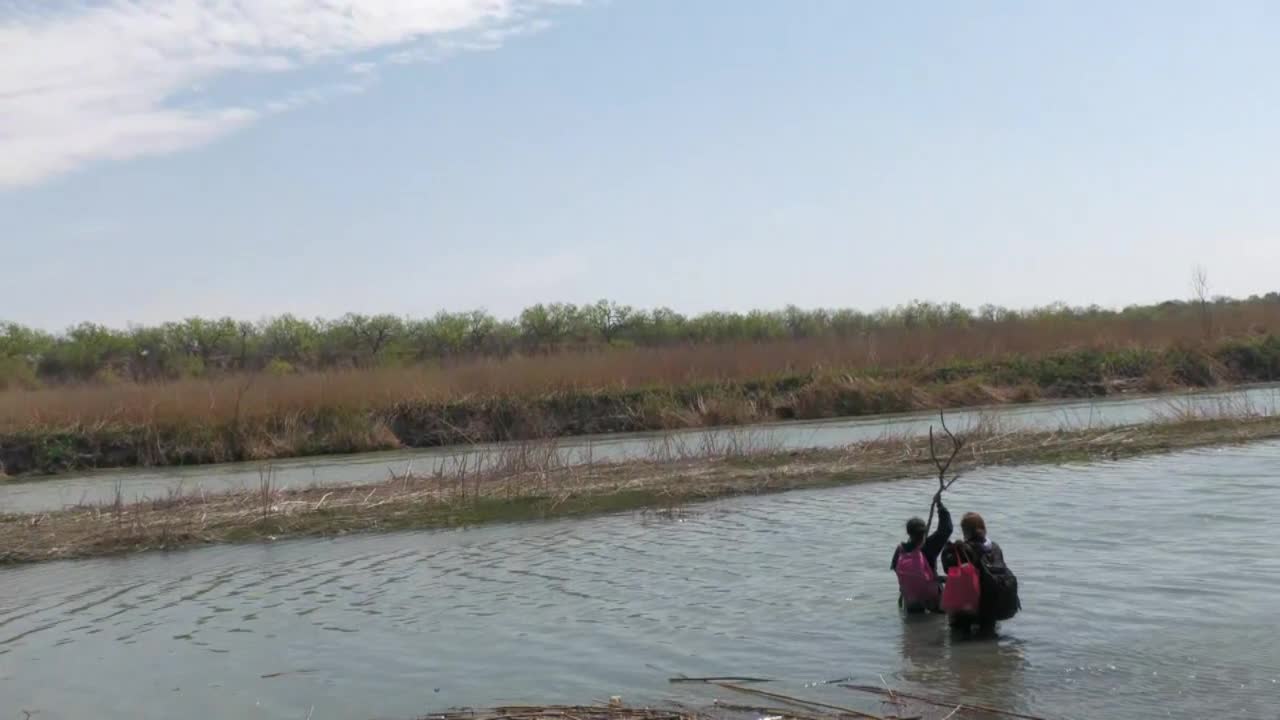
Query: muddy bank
3 337 1278 476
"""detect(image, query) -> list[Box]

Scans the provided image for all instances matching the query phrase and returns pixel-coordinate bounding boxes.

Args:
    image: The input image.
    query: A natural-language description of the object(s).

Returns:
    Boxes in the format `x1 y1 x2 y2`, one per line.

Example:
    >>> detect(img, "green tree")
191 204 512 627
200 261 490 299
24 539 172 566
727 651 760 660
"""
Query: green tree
520 303 572 351
260 314 320 367
44 323 131 380
0 322 52 389
583 300 634 344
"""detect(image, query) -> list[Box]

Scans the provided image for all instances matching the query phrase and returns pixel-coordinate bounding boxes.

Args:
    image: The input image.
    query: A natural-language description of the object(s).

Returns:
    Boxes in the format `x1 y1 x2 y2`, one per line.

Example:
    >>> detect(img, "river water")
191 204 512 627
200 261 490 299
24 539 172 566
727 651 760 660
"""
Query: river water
3 385 1279 515
3 439 1279 719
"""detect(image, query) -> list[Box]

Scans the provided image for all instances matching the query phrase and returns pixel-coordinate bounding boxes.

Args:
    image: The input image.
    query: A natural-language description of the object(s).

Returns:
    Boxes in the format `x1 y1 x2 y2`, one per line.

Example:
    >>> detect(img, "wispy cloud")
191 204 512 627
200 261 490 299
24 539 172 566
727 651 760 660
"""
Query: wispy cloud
0 1 573 189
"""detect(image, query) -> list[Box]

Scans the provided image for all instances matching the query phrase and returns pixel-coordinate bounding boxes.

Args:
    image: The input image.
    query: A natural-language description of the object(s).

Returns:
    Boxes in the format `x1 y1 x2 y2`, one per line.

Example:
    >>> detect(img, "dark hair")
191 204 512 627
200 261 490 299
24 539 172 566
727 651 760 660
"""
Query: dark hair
906 517 926 540
961 512 987 539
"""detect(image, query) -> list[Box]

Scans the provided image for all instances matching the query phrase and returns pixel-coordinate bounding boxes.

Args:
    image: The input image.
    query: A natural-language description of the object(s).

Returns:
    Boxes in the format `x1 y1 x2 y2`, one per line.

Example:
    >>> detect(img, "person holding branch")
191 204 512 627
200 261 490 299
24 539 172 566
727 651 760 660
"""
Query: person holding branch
892 490 954 613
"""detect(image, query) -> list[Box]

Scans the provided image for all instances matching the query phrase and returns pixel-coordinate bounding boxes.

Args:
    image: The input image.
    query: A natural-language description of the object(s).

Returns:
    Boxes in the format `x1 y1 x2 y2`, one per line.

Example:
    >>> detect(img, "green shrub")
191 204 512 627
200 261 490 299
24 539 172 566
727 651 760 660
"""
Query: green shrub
0 357 40 391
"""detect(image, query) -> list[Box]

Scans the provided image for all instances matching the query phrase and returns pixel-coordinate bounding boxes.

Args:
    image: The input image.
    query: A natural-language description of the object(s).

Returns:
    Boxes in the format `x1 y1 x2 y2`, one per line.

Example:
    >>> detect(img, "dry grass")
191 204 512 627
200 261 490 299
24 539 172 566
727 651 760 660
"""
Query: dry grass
4 305 1279 476
1149 389 1280 423
5 414 1280 565
5 302 1280 430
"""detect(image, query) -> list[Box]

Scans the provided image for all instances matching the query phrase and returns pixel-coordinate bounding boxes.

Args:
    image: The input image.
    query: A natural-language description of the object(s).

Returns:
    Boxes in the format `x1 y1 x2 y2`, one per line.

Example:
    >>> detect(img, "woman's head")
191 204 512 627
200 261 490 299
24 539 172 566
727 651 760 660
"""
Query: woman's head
905 517 926 543
960 512 987 541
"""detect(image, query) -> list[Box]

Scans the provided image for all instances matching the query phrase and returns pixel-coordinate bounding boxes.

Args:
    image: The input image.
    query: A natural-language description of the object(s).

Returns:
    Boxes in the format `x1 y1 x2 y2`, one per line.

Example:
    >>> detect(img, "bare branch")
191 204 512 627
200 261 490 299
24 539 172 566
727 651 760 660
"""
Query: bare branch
927 413 963 483
1192 264 1213 340
923 410 965 537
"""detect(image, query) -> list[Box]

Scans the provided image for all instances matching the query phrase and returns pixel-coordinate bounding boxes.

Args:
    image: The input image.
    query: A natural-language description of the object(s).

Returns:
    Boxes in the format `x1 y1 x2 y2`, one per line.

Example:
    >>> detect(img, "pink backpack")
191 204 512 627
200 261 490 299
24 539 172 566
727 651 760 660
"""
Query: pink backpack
940 543 982 615
895 546 939 610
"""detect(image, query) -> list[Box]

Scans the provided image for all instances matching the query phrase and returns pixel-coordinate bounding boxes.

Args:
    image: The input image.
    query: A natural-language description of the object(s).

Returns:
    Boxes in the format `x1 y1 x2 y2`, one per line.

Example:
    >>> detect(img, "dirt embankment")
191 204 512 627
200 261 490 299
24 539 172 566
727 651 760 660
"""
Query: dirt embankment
6 334 1280 477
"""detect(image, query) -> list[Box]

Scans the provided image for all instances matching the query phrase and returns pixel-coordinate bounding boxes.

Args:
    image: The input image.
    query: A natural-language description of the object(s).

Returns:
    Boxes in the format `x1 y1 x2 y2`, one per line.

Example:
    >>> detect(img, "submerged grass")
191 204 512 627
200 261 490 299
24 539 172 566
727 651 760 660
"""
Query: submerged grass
4 413 1280 565
3 334 1280 476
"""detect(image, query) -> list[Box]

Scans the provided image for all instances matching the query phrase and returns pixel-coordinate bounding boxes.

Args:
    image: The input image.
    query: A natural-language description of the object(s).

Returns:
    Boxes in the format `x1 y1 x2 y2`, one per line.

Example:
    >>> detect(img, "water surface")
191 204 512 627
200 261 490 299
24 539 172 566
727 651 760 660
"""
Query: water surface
2 441 1278 719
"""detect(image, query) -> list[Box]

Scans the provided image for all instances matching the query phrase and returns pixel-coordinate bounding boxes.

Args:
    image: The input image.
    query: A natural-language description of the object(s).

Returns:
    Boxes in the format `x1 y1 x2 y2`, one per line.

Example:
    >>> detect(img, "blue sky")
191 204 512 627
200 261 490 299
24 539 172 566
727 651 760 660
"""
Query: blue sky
2 1 1277 330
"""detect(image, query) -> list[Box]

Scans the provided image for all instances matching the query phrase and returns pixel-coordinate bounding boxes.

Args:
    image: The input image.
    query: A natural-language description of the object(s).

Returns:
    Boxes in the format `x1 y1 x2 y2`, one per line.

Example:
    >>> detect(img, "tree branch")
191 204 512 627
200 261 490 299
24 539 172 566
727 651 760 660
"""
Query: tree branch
923 410 964 537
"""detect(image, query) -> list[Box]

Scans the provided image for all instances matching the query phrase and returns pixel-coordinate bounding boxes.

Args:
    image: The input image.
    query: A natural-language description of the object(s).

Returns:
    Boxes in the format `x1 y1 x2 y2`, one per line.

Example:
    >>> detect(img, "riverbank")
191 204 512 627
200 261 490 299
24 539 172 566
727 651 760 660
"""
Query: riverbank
3 334 1279 476
4 414 1279 565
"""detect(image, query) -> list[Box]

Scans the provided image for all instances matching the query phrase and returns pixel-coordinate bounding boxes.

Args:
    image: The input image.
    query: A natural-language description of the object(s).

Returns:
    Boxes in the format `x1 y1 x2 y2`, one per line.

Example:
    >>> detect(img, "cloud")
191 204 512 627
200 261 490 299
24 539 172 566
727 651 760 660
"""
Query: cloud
0 1 573 189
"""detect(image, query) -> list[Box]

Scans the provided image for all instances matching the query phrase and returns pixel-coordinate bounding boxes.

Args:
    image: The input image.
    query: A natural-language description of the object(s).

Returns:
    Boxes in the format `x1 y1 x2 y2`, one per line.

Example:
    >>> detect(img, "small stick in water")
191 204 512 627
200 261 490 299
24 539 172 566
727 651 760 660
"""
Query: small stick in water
841 685 1051 720
668 676 773 684
712 681 887 720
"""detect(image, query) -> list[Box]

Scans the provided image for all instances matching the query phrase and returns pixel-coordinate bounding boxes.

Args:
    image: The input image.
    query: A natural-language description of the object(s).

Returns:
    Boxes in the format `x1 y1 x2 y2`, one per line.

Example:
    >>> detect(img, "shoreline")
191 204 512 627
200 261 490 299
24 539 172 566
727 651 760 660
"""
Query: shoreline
3 379 1274 489
4 414 1279 566
5 334 1280 478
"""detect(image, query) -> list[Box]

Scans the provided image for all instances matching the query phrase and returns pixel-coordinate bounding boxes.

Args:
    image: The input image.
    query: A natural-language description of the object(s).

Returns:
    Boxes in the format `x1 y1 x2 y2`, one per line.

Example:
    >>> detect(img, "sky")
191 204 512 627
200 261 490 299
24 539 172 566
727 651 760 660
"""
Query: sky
2 0 1278 330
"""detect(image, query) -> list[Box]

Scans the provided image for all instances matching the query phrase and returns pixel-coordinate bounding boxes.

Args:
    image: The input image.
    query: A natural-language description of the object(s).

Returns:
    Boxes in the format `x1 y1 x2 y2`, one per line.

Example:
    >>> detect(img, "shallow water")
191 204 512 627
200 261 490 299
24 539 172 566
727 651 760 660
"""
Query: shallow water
4 384 1279 514
3 441 1279 719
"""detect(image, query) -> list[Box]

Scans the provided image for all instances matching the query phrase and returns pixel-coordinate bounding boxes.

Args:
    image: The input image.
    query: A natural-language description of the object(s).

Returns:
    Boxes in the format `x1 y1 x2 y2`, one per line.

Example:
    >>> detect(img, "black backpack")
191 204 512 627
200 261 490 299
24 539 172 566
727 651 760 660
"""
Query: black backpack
978 554 1021 621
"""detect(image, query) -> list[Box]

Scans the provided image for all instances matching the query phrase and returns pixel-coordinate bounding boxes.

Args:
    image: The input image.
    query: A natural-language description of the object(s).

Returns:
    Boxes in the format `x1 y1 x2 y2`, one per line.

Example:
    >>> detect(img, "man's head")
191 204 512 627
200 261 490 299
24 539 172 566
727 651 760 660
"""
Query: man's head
961 512 986 541
905 517 926 543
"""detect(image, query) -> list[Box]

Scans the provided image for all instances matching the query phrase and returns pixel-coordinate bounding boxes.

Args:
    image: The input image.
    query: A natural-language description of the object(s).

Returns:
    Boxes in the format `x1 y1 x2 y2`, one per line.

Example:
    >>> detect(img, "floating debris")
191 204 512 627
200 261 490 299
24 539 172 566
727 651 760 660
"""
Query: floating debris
413 684 1039 720
668 676 775 684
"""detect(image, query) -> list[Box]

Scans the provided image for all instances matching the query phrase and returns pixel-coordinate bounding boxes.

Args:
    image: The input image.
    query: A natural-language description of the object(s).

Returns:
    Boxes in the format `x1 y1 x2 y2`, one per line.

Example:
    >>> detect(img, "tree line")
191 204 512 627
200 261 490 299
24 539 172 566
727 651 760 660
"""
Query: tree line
2 294 1278 387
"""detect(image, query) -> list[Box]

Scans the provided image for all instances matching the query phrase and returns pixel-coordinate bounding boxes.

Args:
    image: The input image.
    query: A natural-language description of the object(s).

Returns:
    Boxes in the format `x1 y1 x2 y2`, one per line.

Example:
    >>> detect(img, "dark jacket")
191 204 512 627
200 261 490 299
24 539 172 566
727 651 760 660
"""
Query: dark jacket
891 501 952 577
941 536 1006 574
941 536 1008 624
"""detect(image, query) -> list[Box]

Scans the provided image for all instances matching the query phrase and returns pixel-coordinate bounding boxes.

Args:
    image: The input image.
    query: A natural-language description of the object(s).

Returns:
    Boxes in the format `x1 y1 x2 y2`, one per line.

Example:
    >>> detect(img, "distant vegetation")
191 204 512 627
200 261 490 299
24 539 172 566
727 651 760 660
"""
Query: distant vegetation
3 293 1279 387
2 293 1279 476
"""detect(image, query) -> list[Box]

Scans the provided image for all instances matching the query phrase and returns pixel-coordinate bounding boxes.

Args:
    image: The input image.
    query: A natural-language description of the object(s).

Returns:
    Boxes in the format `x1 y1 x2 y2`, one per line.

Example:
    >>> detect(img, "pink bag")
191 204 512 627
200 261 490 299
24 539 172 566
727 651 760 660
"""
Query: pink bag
940 543 981 615
895 547 939 610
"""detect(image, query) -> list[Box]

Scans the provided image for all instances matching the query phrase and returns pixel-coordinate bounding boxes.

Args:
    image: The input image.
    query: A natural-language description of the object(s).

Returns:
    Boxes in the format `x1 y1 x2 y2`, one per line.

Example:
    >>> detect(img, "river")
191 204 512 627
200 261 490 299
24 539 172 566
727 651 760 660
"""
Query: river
3 385 1279 515
2 438 1278 719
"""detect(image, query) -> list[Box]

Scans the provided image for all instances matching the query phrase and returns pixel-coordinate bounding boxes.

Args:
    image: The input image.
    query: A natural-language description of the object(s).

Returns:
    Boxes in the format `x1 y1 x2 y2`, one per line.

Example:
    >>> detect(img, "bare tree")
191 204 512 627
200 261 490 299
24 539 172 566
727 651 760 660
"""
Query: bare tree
1192 264 1212 340
924 411 965 539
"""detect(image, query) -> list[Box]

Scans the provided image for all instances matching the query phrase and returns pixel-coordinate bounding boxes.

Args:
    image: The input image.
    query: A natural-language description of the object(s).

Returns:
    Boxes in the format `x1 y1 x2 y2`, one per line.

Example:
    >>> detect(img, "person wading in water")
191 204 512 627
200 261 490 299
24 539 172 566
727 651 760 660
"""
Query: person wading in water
891 492 953 613
941 511 1019 636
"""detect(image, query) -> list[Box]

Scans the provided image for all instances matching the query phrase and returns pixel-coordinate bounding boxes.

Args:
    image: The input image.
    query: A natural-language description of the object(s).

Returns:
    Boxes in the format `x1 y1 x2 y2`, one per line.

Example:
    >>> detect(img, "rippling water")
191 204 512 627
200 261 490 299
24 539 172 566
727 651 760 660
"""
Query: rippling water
3 442 1280 719
4 384 1278 514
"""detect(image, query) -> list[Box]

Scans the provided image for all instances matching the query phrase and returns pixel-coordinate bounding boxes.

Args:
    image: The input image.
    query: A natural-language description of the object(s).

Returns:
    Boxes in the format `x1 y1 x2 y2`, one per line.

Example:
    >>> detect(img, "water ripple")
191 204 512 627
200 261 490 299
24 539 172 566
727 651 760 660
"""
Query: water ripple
2 443 1280 718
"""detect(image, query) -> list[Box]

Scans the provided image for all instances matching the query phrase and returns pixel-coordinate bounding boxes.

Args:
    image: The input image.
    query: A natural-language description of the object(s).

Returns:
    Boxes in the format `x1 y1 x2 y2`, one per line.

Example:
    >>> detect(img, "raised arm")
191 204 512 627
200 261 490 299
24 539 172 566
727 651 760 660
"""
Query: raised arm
922 499 953 559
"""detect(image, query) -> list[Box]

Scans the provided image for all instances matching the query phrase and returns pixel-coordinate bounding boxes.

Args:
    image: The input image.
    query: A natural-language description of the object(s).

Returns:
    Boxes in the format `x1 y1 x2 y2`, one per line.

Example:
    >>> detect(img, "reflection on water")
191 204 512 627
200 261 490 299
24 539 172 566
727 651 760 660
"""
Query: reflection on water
888 605 1032 713
2 441 1280 719
3 384 1279 514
